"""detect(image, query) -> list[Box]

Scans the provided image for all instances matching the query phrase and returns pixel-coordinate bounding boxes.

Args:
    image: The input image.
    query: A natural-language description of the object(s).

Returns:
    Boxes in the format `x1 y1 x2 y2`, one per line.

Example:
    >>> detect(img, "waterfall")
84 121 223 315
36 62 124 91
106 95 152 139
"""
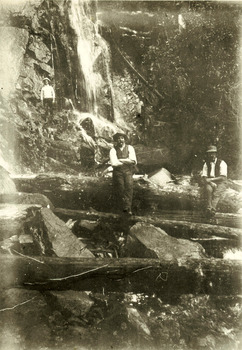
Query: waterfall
68 0 114 120
69 0 100 114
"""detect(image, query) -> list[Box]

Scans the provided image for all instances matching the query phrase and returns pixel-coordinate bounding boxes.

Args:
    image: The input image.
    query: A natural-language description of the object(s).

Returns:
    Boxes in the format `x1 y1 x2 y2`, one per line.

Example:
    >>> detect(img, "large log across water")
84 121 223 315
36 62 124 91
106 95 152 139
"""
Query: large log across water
12 174 242 213
1 254 241 295
54 208 242 241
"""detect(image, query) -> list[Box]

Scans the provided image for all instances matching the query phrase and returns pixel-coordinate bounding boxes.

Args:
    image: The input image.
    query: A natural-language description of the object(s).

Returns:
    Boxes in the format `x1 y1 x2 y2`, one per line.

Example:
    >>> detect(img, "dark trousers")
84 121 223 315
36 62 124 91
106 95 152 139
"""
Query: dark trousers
113 170 133 212
43 98 54 119
202 181 227 210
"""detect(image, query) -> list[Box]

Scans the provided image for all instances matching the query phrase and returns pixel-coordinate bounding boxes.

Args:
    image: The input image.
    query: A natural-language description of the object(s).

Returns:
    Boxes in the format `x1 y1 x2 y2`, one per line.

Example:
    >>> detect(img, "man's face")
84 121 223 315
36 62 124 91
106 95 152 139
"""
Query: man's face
207 152 217 162
116 136 125 147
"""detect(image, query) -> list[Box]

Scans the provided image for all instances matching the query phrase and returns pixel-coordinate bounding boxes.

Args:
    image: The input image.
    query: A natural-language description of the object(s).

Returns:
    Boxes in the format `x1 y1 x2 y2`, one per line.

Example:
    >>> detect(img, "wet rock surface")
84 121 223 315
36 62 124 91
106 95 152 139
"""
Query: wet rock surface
0 289 241 350
122 222 206 259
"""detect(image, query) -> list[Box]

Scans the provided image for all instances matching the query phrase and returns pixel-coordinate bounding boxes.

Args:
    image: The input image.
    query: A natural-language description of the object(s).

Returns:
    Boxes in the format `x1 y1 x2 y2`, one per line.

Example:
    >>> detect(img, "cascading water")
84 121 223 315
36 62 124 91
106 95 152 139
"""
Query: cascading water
68 0 114 122
69 0 98 114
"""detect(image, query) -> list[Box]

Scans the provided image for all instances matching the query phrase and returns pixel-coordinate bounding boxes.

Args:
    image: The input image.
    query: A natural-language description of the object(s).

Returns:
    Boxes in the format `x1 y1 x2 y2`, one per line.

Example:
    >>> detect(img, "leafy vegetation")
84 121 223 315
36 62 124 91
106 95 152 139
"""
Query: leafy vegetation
101 1 242 177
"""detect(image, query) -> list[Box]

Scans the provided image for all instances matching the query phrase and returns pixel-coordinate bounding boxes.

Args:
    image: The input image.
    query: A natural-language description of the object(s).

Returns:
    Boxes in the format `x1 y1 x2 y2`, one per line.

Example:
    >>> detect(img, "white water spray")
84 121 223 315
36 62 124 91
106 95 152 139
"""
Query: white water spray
69 0 100 114
69 0 115 121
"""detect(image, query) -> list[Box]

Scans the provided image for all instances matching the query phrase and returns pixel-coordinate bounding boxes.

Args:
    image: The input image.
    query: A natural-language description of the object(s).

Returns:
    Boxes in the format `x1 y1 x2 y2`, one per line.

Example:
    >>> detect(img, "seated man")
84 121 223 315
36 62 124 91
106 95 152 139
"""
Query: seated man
201 145 227 217
109 132 137 215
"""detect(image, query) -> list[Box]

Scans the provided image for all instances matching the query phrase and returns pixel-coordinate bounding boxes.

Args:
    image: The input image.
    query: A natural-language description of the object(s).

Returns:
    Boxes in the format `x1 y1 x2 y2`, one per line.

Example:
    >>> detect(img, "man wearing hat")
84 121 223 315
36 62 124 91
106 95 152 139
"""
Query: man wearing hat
201 145 227 216
40 77 55 121
109 132 137 215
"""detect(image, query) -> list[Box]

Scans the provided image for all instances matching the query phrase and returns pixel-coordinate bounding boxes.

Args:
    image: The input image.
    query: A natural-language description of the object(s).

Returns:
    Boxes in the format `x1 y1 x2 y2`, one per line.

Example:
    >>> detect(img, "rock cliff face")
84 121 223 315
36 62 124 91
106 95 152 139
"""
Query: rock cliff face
0 0 137 174
0 1 240 176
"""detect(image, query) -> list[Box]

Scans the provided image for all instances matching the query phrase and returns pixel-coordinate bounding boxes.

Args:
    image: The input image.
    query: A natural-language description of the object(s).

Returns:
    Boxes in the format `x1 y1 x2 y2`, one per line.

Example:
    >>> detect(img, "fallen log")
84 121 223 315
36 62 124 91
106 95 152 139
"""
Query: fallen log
1 254 241 296
12 174 242 213
54 208 242 241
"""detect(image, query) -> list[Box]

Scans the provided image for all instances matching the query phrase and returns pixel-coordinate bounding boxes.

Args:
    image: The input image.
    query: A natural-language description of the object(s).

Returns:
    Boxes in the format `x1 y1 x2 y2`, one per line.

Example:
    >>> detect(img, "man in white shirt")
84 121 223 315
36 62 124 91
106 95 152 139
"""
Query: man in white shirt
40 78 55 121
109 132 137 215
201 145 227 217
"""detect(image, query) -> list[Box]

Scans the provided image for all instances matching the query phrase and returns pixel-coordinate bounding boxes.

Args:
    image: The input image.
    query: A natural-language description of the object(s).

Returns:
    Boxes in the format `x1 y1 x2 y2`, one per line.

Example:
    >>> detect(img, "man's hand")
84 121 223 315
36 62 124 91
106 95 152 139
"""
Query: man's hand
203 177 217 189
119 158 135 165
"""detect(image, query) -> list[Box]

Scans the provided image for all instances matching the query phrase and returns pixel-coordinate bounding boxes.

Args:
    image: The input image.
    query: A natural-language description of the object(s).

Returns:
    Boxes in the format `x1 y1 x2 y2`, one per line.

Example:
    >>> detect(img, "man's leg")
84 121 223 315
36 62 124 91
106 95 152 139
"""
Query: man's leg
123 171 133 213
212 182 227 211
43 100 48 122
49 99 54 121
46 99 53 121
112 172 125 212
204 183 214 209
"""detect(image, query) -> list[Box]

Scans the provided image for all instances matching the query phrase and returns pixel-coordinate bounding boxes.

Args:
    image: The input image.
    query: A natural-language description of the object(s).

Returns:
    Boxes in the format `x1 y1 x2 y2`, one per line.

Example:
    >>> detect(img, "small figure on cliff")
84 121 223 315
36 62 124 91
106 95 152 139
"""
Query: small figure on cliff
201 145 227 217
40 77 55 122
109 132 137 215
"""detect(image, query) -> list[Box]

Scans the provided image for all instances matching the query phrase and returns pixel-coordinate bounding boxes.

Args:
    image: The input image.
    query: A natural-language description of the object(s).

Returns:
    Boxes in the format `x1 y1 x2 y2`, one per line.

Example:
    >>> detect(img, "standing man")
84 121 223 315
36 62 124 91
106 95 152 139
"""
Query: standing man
201 145 227 217
40 77 55 122
109 132 137 215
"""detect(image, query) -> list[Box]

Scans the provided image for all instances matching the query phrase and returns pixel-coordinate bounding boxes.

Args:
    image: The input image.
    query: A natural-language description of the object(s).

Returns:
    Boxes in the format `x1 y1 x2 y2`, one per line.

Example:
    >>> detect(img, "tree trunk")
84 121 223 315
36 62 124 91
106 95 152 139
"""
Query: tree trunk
12 174 242 213
54 208 242 241
1 254 241 295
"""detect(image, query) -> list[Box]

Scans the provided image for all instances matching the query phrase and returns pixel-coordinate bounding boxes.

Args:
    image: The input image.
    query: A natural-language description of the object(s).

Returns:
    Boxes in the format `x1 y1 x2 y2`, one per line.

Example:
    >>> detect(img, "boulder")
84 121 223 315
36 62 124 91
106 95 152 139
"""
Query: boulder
148 167 173 186
48 291 94 317
121 222 206 259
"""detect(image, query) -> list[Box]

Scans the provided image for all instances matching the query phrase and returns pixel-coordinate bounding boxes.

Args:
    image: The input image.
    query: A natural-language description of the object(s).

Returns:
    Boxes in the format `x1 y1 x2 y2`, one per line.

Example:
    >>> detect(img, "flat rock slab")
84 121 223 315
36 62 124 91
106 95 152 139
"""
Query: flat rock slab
40 208 94 258
122 222 206 259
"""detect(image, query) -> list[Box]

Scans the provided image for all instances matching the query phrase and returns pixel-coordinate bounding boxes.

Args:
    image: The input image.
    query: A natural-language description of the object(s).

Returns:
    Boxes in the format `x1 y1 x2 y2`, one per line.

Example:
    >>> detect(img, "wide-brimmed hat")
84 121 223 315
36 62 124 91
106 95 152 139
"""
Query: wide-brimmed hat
206 145 217 153
43 77 50 82
113 132 127 141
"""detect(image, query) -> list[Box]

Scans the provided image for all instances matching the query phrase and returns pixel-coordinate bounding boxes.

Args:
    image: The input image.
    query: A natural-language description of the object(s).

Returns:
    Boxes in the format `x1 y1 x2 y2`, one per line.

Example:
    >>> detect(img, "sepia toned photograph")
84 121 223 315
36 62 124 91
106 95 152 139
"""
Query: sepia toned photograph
0 0 241 349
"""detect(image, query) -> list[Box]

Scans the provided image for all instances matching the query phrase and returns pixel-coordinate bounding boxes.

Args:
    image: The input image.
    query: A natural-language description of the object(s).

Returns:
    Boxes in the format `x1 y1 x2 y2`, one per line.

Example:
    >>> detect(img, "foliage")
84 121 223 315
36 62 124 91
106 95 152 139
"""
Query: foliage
140 5 241 175
106 2 242 176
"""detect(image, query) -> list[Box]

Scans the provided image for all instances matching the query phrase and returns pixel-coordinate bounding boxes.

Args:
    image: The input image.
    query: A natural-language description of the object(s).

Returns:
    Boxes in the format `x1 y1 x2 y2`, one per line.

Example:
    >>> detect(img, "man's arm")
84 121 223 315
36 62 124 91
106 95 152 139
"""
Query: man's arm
119 145 137 165
51 87 55 102
110 148 123 167
202 161 227 186
40 87 44 103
